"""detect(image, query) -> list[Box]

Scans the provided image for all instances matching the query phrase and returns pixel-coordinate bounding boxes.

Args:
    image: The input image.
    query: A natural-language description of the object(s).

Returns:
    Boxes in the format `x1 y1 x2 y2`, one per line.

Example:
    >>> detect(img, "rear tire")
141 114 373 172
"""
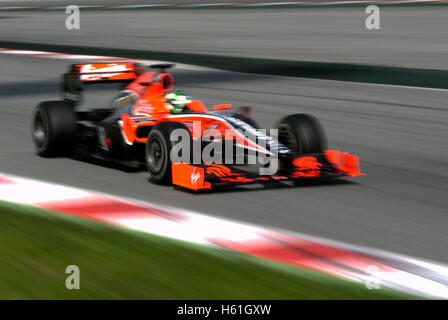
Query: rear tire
31 100 77 157
146 122 191 185
276 114 327 154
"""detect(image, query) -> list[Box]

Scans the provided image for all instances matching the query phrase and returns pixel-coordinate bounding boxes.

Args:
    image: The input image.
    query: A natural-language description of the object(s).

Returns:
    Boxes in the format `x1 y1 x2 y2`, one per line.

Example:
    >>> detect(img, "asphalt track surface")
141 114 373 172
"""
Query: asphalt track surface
1 7 448 70
1 52 447 263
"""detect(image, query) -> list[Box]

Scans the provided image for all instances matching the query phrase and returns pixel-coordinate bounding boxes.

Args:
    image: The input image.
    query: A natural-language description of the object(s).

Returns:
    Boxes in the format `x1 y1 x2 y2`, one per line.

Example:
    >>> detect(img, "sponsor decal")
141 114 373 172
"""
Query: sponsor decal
292 156 322 177
80 63 132 74
190 167 202 187
293 157 322 170
205 164 233 177
131 116 155 123
79 63 135 81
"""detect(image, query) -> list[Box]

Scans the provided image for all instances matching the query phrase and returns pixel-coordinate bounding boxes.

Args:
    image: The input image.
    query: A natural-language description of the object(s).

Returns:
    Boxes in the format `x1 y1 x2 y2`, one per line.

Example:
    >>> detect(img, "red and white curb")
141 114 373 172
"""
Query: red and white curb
1 172 448 298
0 48 212 71
0 0 447 11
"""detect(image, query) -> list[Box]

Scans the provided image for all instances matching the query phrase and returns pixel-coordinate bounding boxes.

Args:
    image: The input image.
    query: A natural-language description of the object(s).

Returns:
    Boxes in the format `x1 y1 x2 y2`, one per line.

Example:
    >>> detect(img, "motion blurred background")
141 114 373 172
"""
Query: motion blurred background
0 0 447 298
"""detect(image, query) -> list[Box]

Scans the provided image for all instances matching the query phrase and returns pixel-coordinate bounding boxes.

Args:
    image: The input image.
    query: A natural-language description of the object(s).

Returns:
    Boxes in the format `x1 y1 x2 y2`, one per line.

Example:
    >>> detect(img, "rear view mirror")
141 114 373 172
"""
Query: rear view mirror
213 104 232 110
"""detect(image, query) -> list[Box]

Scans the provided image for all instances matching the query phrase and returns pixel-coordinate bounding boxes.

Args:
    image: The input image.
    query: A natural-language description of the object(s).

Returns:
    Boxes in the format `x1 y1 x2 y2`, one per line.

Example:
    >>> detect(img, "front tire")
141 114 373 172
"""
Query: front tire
31 100 77 157
146 122 191 185
276 114 327 154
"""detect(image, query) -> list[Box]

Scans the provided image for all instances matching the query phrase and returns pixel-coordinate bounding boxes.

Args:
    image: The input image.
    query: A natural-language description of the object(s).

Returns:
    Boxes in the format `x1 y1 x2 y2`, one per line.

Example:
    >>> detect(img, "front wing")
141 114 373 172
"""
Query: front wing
171 150 364 191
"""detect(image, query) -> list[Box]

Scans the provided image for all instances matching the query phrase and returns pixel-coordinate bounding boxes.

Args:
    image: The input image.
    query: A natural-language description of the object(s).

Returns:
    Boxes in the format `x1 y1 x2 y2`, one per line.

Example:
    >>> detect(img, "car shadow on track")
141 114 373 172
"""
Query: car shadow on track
174 178 359 195
68 154 359 194
68 154 144 173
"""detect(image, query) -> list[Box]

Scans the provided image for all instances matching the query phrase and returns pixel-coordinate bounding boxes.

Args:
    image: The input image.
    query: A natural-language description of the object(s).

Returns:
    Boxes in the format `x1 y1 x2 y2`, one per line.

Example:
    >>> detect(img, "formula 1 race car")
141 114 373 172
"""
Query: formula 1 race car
31 62 364 191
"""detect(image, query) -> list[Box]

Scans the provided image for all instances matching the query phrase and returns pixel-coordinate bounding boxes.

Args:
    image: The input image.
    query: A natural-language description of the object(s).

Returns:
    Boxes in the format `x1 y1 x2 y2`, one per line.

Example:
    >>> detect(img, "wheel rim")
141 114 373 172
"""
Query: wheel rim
278 124 299 154
147 136 165 173
33 111 47 148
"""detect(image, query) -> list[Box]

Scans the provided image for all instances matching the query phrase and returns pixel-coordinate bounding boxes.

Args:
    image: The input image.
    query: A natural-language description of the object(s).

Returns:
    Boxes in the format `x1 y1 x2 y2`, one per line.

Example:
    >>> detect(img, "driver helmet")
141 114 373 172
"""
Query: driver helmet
165 90 191 114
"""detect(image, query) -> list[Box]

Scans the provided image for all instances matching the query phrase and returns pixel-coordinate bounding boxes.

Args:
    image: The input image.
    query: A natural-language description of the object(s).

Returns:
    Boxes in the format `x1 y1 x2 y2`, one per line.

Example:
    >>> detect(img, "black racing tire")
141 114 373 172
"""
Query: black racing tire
146 121 192 185
276 114 327 155
31 100 77 157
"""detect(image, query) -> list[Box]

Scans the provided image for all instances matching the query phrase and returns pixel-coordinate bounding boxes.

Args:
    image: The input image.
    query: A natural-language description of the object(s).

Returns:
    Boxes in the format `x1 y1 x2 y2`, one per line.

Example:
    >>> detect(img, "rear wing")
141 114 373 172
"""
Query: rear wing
61 62 145 104
74 63 140 83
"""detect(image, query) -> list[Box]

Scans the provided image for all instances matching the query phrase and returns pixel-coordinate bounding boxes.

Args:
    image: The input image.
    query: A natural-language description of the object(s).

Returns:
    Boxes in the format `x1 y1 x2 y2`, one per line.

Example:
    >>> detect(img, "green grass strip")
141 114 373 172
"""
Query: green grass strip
0 200 415 299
